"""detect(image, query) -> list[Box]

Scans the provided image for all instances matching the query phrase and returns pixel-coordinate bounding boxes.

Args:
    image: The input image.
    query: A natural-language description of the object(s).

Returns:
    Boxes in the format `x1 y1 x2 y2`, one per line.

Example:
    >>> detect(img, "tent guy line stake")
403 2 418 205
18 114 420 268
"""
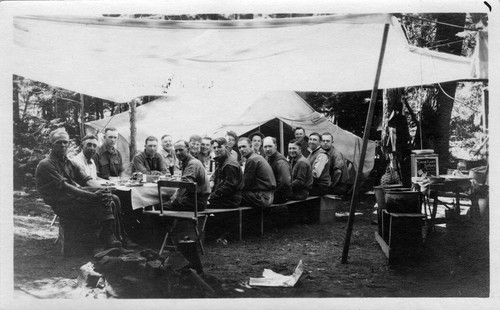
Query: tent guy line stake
341 23 390 264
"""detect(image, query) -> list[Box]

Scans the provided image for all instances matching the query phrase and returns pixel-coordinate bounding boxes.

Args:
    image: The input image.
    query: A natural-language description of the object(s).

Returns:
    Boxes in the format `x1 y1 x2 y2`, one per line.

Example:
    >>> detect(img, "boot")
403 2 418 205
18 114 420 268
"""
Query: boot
100 220 122 248
122 236 139 248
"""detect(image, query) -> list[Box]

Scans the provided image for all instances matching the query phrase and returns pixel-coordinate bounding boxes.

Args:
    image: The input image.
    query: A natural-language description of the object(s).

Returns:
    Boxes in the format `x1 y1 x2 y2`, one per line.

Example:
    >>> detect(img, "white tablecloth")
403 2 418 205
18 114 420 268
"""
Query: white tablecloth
115 183 176 210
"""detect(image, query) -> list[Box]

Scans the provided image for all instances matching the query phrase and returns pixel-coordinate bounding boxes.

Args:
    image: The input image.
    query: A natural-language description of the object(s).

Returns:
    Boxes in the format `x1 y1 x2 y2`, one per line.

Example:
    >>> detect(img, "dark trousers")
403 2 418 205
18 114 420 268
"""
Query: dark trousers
309 184 329 196
241 191 274 208
290 189 309 201
171 193 209 211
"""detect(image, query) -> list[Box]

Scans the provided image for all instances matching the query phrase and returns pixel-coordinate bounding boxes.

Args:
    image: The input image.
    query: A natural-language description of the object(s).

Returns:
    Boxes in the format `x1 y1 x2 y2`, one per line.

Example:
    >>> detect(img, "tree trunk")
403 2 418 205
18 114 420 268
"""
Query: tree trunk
381 88 405 149
13 80 20 124
433 13 466 169
129 99 137 161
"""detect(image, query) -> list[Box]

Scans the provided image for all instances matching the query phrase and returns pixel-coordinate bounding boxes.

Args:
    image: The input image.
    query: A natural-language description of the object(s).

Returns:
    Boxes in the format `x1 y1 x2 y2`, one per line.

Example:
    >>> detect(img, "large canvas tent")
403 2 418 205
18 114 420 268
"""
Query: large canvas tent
86 90 375 176
212 91 374 176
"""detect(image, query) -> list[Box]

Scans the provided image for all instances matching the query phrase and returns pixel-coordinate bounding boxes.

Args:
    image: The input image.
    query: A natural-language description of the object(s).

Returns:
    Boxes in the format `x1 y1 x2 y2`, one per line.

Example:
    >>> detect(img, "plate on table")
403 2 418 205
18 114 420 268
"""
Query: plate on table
99 181 115 186
125 182 144 187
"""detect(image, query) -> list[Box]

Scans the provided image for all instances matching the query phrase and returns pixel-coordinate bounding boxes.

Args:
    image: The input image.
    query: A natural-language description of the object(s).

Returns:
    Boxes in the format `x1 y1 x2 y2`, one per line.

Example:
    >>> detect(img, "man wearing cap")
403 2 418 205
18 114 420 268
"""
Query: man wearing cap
238 137 276 207
225 131 239 161
167 140 211 211
72 134 138 248
307 132 331 196
36 128 123 249
207 137 242 208
263 136 292 204
132 136 169 175
294 127 310 158
288 139 313 200
94 127 124 180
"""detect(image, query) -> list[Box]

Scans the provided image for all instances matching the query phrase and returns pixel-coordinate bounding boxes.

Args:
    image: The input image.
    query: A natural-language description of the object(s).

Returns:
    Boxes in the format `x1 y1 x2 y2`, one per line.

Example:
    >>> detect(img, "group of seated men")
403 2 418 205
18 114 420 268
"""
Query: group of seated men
35 126 351 250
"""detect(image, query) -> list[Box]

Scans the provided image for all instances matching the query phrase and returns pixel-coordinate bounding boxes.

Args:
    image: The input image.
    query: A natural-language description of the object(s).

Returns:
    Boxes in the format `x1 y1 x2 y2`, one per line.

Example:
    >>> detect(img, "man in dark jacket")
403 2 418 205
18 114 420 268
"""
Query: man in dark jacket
321 132 346 193
307 132 331 196
238 137 276 207
132 136 169 175
208 137 242 208
263 136 291 204
288 139 313 200
167 140 211 211
294 127 310 157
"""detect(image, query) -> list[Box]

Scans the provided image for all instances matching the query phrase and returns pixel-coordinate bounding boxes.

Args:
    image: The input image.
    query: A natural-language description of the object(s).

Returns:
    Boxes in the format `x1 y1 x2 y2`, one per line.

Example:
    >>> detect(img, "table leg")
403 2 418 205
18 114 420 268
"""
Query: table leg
454 189 461 216
428 191 439 235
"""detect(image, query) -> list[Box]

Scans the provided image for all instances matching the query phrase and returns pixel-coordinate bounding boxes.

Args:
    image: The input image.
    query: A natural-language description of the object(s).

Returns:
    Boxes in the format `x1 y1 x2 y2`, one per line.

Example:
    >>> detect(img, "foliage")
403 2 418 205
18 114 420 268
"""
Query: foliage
450 82 487 161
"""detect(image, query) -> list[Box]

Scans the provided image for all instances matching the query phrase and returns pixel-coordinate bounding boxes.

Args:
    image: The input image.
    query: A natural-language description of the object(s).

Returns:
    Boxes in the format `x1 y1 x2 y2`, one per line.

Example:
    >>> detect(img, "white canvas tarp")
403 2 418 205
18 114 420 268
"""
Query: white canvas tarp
86 90 375 176
12 14 476 103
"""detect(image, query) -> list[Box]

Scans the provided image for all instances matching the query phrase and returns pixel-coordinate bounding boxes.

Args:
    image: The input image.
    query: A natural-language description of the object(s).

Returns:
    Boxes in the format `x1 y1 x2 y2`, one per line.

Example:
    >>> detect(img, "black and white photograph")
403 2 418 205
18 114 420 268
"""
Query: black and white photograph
0 0 497 308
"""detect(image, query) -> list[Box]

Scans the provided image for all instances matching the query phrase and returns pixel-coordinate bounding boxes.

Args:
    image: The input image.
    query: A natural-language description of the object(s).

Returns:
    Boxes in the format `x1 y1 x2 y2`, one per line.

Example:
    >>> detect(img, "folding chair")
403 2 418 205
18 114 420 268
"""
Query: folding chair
143 180 207 256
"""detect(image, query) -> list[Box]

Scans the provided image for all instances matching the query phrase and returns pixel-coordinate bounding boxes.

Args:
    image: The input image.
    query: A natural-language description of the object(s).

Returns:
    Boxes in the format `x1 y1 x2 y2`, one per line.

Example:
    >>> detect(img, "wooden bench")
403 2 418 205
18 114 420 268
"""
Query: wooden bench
201 206 253 241
144 194 343 243
257 194 344 235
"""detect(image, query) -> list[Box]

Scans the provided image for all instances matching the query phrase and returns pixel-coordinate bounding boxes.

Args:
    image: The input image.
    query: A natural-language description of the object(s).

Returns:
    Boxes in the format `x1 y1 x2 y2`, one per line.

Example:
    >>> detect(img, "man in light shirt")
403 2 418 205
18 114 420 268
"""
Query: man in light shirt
71 135 100 180
159 134 178 175
72 134 138 248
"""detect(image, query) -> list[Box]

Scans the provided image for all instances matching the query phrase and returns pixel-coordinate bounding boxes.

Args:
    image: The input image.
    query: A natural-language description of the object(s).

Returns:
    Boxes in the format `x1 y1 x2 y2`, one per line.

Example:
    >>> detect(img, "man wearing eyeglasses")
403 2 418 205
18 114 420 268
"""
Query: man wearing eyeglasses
36 128 124 250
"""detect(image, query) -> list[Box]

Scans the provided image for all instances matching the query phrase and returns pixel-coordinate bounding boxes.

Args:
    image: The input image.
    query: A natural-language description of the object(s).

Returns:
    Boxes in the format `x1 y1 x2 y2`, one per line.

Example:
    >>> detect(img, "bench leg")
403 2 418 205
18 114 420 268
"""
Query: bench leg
260 207 264 236
239 210 243 241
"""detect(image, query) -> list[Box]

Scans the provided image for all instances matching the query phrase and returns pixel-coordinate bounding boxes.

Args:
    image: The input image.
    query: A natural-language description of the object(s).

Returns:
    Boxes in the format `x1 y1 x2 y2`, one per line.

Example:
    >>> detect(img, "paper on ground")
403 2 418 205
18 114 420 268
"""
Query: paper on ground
249 260 303 287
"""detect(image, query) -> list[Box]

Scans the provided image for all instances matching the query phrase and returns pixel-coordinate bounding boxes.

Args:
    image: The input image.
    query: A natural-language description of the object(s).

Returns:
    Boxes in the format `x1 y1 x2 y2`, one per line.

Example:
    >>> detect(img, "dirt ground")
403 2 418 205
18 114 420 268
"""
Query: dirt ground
12 192 489 300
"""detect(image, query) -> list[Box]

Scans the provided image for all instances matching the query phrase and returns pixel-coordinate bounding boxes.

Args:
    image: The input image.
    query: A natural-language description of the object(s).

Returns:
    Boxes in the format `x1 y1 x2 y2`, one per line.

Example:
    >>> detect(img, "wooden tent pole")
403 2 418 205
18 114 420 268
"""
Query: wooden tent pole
279 119 284 154
79 94 85 138
341 23 390 264
129 99 137 161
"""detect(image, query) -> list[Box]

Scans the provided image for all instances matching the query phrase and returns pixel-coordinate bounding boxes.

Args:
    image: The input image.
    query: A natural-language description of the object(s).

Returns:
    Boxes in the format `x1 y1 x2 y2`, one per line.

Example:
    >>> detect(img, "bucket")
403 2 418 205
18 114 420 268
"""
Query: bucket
374 184 404 209
478 197 489 217
385 191 420 213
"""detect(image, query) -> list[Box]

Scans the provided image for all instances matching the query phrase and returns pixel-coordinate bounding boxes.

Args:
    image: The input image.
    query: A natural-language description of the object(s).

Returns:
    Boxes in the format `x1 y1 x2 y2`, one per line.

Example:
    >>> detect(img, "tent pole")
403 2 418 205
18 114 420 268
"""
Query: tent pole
341 23 390 264
79 94 85 138
129 99 137 162
279 119 284 154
